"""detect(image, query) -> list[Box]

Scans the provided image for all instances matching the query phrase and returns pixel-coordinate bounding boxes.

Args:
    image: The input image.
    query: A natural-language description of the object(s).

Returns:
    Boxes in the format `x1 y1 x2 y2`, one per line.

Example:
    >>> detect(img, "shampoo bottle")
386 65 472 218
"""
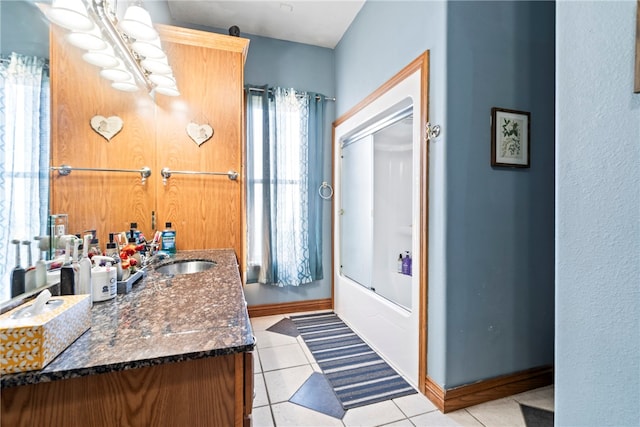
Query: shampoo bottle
402 251 411 275
397 253 403 273
161 222 176 254
106 233 123 281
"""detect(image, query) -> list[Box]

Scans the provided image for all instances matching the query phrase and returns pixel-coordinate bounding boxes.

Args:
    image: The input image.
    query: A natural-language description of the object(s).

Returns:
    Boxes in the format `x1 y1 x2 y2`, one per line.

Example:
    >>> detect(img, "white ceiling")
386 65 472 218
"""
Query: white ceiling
166 0 366 48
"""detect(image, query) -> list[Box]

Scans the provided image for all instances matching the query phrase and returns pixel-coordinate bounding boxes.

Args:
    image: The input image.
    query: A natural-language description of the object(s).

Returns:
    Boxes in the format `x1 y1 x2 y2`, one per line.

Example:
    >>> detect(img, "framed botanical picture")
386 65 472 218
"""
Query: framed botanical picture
491 107 530 168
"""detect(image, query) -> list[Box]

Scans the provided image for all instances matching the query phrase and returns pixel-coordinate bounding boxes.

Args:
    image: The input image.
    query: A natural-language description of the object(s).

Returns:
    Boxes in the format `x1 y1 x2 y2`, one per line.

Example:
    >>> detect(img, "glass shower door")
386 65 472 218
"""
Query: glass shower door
339 134 373 289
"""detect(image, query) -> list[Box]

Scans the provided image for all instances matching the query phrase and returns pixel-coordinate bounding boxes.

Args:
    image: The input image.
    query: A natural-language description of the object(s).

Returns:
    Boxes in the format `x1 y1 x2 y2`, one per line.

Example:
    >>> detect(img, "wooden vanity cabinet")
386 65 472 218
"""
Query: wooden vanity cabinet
1 352 254 427
49 25 249 273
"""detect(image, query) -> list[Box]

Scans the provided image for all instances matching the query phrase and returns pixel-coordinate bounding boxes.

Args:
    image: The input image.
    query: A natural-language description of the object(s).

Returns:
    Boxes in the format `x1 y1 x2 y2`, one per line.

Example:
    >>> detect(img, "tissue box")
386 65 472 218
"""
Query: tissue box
0 294 91 374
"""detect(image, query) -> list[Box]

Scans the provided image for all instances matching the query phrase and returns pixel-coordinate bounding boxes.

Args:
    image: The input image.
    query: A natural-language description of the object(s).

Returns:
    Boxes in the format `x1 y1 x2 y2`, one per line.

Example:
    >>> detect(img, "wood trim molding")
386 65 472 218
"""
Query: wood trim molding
425 365 553 413
333 52 429 129
156 24 250 61
247 298 332 318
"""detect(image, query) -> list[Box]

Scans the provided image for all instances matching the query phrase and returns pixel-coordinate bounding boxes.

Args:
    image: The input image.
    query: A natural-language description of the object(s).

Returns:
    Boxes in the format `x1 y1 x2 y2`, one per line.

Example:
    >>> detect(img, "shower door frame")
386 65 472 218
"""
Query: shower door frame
332 51 429 393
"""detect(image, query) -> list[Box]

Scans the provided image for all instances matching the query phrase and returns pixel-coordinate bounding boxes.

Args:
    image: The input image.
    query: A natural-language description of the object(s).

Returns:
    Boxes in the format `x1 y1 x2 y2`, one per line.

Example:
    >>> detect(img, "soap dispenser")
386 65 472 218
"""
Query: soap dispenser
10 239 25 297
60 239 76 295
22 240 36 292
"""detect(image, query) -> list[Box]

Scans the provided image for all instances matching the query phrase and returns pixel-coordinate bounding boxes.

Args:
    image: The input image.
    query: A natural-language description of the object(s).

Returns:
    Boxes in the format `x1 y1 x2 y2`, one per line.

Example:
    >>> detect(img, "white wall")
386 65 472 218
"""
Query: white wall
556 1 640 425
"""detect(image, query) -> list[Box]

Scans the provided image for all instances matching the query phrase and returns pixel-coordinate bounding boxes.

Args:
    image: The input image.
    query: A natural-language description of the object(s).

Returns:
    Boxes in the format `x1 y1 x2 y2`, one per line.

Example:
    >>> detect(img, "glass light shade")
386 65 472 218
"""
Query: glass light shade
132 37 166 59
141 57 172 75
82 49 119 68
119 6 158 41
154 86 180 97
100 61 133 82
149 74 176 87
112 79 140 92
47 0 93 31
66 26 108 51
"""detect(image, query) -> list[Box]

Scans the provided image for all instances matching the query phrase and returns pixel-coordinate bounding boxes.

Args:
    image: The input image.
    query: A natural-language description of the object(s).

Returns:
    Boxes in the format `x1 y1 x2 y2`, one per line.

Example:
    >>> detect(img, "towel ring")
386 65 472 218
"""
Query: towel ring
319 181 333 200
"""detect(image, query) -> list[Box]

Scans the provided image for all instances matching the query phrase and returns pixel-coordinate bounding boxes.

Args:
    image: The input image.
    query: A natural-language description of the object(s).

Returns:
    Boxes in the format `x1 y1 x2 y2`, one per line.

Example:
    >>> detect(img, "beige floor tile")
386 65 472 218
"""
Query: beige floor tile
393 393 438 418
251 315 285 331
512 385 554 412
254 373 269 408
252 405 275 427
464 397 526 427
255 329 299 349
271 401 345 427
263 365 314 403
343 400 406 427
410 409 483 427
297 335 317 364
380 420 414 427
259 343 309 371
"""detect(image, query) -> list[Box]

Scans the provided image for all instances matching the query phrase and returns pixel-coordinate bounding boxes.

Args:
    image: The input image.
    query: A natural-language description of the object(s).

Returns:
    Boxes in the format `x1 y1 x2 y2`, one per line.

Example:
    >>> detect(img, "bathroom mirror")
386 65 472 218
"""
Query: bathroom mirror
0 0 51 306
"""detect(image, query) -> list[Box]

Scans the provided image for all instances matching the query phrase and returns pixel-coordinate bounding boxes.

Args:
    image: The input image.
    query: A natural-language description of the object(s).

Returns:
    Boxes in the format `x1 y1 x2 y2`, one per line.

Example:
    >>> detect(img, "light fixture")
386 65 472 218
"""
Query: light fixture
42 0 179 97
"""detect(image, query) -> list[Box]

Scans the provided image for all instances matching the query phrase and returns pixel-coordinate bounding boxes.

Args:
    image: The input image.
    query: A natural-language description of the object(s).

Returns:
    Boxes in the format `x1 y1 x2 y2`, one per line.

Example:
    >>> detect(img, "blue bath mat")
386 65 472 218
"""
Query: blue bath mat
289 312 417 410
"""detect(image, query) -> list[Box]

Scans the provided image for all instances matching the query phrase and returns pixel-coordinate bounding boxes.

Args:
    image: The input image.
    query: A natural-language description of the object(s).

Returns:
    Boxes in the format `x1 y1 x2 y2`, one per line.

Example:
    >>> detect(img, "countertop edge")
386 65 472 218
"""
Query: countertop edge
1 342 255 389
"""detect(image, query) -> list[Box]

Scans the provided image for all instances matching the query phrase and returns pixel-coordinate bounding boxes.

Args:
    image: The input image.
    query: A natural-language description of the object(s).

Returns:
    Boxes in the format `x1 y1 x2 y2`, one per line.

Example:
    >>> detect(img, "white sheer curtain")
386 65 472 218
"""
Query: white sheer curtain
0 52 50 301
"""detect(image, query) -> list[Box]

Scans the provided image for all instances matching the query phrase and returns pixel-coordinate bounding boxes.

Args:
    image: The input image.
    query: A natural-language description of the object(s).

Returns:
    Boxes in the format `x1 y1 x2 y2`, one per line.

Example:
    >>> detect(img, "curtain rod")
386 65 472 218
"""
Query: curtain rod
247 86 335 102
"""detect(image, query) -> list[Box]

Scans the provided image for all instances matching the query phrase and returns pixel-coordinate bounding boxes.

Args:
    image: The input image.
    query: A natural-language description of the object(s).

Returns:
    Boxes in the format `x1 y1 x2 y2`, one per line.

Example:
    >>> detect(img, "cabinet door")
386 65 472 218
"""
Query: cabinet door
155 27 246 264
49 28 157 242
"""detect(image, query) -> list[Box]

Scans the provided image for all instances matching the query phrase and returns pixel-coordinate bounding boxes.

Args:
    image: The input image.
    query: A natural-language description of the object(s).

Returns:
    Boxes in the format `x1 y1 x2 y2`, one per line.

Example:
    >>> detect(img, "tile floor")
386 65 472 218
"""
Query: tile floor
249 313 554 427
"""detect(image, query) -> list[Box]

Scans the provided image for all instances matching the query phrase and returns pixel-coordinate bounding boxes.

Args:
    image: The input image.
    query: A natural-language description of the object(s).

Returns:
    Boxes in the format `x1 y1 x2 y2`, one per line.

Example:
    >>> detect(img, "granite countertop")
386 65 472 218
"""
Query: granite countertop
1 249 255 389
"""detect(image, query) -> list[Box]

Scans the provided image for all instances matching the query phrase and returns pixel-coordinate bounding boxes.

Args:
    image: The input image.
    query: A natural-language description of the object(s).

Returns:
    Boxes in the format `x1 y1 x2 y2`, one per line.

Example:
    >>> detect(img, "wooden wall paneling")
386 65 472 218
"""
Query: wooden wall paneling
50 24 248 267
49 28 157 244
155 31 245 267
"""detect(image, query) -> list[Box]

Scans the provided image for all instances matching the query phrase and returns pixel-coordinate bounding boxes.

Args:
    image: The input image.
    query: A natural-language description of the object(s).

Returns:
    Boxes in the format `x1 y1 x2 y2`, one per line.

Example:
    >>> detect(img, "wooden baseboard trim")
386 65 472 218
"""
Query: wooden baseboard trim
247 298 333 318
425 365 553 413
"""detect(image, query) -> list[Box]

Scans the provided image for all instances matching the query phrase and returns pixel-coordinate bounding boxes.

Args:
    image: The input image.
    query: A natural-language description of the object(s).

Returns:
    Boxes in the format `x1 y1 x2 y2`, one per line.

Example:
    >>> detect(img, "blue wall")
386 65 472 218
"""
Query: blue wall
335 0 449 386
556 1 640 425
445 1 555 387
1 1 49 57
335 0 555 389
241 35 336 306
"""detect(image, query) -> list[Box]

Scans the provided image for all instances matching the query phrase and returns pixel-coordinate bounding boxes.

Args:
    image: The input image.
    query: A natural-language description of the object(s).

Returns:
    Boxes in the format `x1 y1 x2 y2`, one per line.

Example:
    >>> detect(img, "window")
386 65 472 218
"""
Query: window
245 86 325 287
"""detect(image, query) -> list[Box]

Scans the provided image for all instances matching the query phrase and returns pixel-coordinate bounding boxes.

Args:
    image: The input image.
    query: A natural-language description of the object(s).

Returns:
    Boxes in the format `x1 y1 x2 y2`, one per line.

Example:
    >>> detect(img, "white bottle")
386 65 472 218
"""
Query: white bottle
34 236 47 288
91 256 117 302
77 234 93 304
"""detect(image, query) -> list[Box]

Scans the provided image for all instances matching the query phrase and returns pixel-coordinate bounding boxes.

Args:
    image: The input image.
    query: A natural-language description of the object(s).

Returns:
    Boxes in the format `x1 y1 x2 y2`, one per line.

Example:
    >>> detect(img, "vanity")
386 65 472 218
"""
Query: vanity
0 249 255 427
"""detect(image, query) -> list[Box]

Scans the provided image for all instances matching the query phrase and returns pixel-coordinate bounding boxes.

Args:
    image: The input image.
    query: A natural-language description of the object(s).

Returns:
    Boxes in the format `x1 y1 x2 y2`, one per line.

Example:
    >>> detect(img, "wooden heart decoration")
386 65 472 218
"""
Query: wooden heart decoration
90 115 123 141
186 122 214 146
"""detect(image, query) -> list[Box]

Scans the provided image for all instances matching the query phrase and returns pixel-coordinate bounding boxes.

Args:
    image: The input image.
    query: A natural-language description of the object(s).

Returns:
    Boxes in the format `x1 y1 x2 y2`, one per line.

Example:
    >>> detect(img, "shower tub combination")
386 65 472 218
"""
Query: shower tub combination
333 57 427 389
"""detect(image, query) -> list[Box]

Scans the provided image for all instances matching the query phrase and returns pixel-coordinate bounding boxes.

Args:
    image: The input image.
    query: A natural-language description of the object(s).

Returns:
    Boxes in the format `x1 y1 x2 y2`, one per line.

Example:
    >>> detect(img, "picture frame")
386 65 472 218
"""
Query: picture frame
491 107 530 168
